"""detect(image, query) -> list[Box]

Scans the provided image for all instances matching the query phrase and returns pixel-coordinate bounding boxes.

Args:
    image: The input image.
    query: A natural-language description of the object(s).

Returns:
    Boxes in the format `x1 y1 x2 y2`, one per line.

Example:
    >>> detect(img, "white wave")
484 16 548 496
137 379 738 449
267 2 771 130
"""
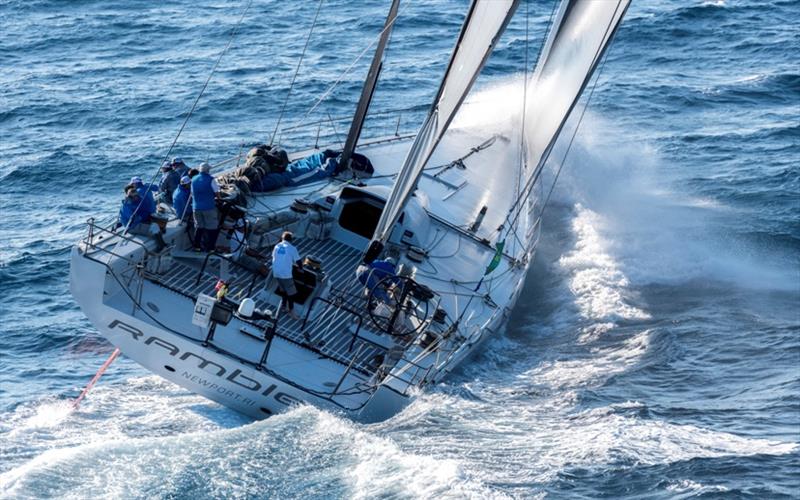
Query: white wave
1 379 504 500
523 330 651 391
387 388 798 489
553 113 796 291
525 409 797 482
667 479 730 495
310 412 501 500
7 400 73 434
559 204 651 328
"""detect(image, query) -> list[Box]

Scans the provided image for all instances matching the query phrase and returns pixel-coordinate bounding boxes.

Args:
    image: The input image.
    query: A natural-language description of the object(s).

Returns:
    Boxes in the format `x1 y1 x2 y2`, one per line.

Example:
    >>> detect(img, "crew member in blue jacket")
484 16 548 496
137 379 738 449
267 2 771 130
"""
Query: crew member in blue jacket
172 176 192 222
191 162 220 252
173 176 194 248
357 257 400 302
118 186 166 251
129 176 158 214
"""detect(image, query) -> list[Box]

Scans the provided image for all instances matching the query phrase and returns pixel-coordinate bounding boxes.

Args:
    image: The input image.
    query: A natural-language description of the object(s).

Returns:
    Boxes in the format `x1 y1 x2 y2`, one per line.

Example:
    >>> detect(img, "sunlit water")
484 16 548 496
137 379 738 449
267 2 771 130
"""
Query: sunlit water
1 0 798 498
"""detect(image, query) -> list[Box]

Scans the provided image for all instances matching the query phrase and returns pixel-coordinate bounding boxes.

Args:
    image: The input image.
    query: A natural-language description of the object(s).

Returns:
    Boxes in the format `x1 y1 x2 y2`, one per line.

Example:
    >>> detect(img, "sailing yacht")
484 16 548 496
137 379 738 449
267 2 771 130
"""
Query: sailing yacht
69 0 630 422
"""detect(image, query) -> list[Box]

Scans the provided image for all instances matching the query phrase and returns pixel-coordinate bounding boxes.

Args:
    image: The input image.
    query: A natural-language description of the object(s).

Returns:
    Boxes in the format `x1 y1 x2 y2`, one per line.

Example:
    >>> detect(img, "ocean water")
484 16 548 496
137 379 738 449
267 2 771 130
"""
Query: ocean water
1 0 798 498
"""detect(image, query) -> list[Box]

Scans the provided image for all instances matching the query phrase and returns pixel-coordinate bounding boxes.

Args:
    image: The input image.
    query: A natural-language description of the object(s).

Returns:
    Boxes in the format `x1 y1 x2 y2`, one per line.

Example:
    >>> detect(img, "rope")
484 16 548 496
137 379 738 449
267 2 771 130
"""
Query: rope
513 0 531 252
72 348 121 409
269 0 325 146
497 0 558 247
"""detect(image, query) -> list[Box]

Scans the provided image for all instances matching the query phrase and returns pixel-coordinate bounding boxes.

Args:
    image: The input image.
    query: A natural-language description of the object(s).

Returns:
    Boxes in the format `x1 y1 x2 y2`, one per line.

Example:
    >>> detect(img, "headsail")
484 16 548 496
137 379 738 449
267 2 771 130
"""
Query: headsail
368 0 520 253
523 0 630 183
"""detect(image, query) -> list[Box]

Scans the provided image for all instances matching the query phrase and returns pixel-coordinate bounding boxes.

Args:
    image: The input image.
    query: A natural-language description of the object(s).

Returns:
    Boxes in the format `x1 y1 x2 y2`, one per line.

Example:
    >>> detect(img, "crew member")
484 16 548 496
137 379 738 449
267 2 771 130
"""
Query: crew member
159 161 180 205
129 176 157 214
171 157 189 178
357 256 399 302
271 231 301 319
172 176 192 222
172 175 194 248
118 186 166 251
191 162 220 252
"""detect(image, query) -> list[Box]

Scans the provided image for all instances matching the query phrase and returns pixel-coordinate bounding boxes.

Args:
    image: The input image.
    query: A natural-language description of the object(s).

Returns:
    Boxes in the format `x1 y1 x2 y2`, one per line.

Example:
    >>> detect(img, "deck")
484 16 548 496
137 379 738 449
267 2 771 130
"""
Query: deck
143 237 400 375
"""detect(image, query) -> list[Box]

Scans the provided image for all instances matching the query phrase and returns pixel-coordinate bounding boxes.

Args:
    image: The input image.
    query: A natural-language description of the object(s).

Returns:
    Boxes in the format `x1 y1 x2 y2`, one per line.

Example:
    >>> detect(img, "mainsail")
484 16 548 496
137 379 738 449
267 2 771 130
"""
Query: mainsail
369 0 520 252
523 0 630 188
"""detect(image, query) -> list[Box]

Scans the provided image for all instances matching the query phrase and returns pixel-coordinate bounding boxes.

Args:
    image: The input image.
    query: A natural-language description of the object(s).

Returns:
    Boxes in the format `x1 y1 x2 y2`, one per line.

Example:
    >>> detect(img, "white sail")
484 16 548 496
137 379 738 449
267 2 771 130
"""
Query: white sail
524 0 630 177
372 0 520 245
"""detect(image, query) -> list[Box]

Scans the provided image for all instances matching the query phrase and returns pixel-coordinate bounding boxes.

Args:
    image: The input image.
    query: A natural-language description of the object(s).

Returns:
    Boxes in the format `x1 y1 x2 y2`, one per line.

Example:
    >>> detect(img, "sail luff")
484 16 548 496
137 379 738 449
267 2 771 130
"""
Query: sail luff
370 0 520 248
340 0 401 171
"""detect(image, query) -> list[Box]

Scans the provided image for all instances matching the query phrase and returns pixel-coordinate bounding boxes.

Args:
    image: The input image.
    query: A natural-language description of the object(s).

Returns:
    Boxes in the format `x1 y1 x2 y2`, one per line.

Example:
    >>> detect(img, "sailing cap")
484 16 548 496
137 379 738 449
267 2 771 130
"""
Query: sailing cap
180 176 191 185
130 176 143 185
198 162 211 173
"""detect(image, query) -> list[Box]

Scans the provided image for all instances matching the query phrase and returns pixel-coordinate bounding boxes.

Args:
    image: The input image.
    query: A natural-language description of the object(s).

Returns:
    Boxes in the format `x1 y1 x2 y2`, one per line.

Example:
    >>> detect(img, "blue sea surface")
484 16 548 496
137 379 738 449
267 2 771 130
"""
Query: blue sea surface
1 0 798 498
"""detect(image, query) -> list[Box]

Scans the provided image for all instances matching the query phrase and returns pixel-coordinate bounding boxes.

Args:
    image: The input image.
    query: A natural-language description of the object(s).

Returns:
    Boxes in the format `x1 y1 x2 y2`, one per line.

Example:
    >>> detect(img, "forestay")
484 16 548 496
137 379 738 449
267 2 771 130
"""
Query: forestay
371 0 520 246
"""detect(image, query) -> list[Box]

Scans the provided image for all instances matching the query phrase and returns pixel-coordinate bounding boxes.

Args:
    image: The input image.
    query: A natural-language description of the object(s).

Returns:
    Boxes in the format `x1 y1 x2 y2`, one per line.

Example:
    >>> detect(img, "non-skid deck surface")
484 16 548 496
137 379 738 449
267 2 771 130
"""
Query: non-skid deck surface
146 238 389 374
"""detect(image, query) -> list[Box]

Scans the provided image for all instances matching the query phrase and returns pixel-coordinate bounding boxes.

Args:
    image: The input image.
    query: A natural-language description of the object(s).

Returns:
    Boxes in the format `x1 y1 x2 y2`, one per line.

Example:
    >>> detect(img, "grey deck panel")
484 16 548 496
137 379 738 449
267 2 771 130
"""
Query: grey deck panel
144 238 390 374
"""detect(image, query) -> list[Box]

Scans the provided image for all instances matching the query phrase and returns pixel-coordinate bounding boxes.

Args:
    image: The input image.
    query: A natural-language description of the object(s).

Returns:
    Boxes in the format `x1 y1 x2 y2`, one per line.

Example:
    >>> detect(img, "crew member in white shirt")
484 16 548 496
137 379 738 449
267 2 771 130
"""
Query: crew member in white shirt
271 231 301 319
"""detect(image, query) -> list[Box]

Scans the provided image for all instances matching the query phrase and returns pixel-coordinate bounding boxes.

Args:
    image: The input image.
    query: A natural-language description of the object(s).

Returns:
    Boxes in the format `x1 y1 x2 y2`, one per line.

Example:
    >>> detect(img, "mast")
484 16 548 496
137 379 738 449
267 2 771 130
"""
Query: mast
339 0 401 171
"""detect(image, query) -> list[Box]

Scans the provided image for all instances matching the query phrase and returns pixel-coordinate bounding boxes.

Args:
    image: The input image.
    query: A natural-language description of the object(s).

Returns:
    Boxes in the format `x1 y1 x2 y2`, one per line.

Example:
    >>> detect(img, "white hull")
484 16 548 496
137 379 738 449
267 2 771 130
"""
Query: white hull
70 245 419 421
70 134 536 422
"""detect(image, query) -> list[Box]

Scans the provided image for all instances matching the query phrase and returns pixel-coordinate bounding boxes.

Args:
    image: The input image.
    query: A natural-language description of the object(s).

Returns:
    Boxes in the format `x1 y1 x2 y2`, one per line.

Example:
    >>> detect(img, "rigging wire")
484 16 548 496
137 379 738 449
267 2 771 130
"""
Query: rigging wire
269 0 325 147
538 32 620 232
511 0 531 258
498 0 558 245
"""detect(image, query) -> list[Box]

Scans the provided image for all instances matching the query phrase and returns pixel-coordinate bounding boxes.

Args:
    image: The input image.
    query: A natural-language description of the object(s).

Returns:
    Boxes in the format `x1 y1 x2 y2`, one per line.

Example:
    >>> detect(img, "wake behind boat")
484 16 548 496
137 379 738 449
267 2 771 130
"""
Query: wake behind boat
69 0 629 422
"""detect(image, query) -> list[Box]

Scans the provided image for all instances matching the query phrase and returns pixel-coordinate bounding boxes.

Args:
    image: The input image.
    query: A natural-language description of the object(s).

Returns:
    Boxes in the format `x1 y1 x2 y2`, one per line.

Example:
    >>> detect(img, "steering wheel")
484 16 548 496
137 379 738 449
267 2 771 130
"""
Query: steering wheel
366 275 433 337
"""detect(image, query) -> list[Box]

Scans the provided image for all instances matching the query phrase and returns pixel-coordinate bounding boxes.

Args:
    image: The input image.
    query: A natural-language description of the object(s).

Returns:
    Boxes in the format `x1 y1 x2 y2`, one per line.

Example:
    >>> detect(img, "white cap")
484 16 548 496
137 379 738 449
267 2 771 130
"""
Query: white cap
180 176 191 185
161 161 172 171
198 162 211 173
130 176 143 185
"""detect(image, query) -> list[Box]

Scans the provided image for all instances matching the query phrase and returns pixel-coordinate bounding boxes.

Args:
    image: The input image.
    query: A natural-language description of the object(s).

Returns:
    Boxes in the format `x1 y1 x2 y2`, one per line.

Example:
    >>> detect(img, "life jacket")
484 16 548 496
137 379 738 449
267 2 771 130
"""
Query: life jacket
173 185 192 220
191 173 216 211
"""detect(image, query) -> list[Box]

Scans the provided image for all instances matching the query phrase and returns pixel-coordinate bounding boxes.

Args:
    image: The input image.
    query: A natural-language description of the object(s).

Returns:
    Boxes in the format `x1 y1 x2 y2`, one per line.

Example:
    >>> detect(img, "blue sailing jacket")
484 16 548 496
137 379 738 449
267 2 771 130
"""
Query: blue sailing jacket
173 185 192 221
191 173 216 211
